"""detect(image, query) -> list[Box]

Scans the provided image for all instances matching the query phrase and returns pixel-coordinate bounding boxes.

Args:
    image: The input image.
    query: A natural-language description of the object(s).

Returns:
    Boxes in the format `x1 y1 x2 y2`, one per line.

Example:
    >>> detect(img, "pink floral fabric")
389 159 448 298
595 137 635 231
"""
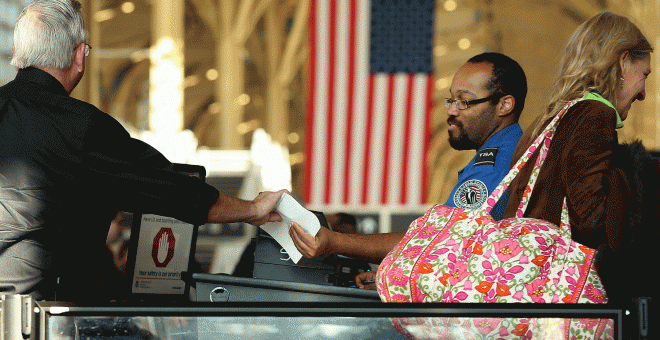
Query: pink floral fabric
391 317 614 340
377 99 613 339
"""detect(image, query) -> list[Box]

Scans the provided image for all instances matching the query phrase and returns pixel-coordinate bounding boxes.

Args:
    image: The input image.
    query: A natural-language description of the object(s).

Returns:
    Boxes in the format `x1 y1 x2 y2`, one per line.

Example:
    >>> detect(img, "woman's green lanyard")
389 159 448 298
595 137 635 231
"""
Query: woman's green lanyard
582 92 623 129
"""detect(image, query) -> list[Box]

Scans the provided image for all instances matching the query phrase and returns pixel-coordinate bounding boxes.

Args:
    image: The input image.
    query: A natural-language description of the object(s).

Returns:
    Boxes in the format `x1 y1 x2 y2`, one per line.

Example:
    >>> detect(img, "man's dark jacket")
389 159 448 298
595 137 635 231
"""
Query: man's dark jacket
0 68 218 301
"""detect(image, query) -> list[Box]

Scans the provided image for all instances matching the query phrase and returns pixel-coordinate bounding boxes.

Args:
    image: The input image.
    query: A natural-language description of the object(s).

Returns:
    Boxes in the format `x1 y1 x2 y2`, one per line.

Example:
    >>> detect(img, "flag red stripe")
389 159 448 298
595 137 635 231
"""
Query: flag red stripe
400 74 415 204
304 0 317 204
421 75 434 204
361 74 376 205
323 0 337 205
343 0 357 205
380 74 396 204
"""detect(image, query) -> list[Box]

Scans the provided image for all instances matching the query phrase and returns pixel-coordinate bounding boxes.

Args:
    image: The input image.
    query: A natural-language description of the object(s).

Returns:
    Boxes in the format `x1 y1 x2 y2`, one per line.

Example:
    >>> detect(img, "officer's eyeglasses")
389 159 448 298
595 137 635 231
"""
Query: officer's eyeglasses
84 44 92 57
444 93 503 110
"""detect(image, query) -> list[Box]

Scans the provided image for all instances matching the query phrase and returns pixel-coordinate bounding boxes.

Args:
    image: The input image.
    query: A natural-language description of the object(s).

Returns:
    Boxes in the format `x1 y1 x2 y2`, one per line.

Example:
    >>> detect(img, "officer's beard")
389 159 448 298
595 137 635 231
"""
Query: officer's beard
447 118 478 150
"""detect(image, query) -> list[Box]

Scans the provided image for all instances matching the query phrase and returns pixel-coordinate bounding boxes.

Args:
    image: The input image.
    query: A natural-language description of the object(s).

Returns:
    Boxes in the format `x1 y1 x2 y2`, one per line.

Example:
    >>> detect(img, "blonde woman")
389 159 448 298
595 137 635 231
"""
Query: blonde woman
503 12 654 306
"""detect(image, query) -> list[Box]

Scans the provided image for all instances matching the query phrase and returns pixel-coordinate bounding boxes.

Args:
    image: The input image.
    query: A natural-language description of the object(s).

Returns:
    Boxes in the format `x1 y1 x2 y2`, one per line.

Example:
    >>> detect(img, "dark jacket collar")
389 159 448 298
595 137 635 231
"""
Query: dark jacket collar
14 67 69 97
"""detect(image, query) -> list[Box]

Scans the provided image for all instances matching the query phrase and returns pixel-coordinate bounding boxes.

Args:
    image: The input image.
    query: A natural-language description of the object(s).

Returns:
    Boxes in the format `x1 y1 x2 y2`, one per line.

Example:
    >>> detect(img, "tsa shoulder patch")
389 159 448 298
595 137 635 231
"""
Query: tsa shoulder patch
474 147 499 166
453 179 488 209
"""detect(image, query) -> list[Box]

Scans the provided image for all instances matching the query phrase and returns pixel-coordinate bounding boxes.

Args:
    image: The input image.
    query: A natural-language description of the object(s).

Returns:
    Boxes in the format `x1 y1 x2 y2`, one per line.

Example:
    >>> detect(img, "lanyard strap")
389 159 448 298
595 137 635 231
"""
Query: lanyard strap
480 99 583 217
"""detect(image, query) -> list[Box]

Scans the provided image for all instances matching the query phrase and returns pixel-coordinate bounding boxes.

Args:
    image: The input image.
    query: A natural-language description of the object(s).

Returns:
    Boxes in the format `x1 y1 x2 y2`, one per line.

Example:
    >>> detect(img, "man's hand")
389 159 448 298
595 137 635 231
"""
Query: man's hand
355 271 377 290
245 189 287 226
289 221 334 258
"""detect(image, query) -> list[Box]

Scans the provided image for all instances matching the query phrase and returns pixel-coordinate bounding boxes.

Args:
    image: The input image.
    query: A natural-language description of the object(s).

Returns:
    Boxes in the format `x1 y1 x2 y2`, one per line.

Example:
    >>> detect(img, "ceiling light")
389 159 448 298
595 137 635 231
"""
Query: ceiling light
94 9 116 22
287 132 300 144
121 2 135 14
184 75 199 88
205 69 218 81
444 0 457 12
435 77 450 90
434 45 447 57
236 94 251 106
458 38 471 50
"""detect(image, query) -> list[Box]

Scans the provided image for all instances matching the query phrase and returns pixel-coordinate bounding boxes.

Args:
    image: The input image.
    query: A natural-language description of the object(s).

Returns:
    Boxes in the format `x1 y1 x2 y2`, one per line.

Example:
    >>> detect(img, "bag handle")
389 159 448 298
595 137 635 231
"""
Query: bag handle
481 99 583 216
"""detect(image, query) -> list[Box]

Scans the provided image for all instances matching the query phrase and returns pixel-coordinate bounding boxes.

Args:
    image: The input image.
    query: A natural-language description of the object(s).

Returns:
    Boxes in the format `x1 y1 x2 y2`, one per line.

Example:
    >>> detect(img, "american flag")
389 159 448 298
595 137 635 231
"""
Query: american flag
304 0 435 208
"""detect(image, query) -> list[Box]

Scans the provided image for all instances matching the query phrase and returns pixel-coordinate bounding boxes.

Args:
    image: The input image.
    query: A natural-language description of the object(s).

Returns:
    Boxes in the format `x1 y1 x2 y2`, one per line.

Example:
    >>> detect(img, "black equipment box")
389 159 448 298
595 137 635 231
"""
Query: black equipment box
192 273 381 302
252 210 371 287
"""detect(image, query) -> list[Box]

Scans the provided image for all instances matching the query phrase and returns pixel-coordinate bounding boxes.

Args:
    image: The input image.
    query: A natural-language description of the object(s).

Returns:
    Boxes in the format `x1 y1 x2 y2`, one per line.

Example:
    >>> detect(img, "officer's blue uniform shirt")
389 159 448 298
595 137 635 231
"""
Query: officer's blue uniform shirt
444 123 523 221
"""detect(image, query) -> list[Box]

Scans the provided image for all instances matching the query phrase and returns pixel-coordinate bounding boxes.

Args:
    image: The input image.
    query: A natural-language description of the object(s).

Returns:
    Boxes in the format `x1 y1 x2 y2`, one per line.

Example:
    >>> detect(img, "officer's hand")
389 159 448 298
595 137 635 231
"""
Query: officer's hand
355 271 377 290
289 221 334 258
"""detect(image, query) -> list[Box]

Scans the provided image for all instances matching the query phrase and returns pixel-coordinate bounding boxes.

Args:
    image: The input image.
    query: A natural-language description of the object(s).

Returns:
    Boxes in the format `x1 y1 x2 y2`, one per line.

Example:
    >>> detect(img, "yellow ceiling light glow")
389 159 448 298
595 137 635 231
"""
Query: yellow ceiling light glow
184 75 200 88
289 152 304 165
237 122 250 135
458 38 471 50
237 93 251 106
236 119 260 134
94 9 116 22
435 77 450 90
121 2 135 14
443 0 457 12
205 69 219 81
434 45 447 57
287 132 300 144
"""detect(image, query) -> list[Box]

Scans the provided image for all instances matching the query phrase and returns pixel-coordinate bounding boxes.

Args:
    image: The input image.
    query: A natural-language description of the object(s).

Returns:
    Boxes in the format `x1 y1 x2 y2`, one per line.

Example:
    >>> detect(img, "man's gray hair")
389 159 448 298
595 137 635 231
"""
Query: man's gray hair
11 0 88 69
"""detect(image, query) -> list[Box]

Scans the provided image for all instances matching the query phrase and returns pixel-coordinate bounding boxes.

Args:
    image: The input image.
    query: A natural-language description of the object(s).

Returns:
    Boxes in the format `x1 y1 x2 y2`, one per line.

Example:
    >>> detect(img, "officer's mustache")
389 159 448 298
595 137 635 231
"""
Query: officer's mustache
447 117 463 129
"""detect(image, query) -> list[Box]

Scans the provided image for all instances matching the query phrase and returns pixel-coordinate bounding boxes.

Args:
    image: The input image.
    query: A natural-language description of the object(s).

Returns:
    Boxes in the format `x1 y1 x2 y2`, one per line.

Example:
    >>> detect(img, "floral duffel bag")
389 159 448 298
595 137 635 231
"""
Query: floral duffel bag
376 99 613 339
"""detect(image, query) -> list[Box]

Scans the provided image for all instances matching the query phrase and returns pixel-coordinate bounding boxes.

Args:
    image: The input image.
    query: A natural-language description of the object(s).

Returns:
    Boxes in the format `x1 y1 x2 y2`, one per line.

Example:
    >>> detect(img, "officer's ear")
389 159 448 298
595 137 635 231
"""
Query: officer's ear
496 94 515 117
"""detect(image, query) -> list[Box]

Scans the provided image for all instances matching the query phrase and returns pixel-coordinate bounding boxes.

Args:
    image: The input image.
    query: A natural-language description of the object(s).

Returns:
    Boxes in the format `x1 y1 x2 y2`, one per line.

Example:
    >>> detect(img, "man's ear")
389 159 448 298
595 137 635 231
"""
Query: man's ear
496 94 515 117
72 42 85 72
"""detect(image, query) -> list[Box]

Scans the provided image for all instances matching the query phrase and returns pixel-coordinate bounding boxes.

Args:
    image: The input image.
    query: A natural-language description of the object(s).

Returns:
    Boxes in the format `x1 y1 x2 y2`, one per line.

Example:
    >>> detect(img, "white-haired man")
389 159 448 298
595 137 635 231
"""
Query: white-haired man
0 0 284 301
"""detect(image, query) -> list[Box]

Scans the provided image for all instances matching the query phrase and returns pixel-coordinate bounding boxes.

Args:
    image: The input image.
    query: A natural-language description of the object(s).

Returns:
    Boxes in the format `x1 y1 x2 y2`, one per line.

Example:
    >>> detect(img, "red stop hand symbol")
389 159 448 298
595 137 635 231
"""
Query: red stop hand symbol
152 227 176 268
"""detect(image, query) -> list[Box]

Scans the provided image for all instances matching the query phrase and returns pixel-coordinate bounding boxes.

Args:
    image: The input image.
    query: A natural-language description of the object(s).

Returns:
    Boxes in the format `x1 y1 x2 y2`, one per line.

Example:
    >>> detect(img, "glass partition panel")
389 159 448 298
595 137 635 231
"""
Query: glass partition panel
37 303 624 340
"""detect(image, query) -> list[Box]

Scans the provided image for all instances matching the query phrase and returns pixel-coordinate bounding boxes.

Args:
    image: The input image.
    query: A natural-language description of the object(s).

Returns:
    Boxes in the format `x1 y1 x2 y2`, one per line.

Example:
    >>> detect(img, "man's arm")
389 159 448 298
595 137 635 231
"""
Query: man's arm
207 190 287 226
289 222 404 264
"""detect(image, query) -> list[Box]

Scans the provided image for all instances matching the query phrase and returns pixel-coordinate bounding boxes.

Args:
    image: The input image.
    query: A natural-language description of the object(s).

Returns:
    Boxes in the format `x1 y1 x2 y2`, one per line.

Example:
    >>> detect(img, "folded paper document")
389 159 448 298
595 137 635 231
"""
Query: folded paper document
260 193 321 263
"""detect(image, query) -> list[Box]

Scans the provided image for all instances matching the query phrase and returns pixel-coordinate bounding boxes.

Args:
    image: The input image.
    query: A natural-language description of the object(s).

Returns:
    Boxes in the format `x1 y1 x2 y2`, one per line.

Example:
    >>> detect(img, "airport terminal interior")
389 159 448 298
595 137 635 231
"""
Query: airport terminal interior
2 0 657 274
0 0 659 339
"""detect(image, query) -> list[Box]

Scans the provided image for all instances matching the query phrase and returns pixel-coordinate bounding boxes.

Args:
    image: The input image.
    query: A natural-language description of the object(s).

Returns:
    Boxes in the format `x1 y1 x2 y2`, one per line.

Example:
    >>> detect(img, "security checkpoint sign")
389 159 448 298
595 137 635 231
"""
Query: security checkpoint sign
131 214 194 295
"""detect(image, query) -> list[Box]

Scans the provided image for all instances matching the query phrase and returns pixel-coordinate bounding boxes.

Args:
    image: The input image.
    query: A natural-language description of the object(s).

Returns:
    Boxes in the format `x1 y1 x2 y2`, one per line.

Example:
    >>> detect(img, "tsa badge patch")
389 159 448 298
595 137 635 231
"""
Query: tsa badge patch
453 179 488 209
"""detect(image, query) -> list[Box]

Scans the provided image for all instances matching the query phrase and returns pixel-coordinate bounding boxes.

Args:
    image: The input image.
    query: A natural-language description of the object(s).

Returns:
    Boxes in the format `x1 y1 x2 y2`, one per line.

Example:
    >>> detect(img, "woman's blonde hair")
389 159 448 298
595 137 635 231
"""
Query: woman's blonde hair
531 12 652 137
